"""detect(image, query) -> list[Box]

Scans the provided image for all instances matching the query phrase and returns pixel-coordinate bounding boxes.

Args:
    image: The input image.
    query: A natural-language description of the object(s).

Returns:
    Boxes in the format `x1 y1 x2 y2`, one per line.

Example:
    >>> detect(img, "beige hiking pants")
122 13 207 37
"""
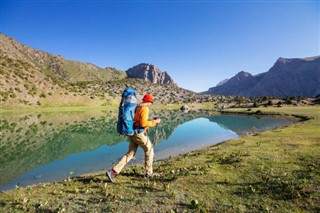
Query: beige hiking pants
113 132 154 175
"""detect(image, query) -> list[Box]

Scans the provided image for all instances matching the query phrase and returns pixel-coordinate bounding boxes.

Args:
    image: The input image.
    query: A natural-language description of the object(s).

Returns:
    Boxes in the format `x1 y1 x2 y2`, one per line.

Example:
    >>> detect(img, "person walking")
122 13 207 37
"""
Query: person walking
106 94 161 183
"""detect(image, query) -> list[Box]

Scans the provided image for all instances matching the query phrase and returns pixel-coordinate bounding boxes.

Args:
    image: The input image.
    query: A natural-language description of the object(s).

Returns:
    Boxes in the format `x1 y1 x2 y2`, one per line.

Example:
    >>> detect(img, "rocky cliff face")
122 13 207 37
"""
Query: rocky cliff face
126 63 175 85
205 56 320 97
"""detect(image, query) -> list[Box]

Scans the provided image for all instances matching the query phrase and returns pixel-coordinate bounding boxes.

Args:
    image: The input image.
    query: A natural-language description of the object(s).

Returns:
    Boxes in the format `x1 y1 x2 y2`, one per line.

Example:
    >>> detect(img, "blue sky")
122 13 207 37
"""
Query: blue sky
1 0 319 92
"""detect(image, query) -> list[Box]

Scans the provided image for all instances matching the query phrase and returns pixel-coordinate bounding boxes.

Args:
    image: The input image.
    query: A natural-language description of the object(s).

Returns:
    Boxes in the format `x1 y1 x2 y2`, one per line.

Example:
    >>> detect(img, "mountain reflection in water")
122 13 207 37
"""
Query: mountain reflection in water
0 110 292 190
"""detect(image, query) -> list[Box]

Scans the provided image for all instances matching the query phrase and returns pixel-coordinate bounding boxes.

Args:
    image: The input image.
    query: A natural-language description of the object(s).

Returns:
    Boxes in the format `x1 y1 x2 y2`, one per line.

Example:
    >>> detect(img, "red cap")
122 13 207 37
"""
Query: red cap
142 94 154 103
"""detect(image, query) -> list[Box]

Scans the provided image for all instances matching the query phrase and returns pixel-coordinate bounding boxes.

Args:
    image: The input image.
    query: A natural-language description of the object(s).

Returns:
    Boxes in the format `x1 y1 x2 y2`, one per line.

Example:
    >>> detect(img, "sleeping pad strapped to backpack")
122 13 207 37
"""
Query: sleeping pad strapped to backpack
117 87 137 136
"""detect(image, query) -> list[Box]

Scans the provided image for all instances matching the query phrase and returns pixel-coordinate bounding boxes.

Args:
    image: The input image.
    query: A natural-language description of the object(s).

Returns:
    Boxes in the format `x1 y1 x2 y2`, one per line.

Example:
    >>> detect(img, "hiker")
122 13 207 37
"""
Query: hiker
106 93 161 182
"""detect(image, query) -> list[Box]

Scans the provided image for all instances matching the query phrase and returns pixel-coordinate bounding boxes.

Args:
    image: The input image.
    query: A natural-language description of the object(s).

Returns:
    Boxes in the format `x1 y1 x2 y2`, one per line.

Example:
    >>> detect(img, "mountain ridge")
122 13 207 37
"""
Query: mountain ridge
205 56 320 97
0 33 126 83
0 33 220 107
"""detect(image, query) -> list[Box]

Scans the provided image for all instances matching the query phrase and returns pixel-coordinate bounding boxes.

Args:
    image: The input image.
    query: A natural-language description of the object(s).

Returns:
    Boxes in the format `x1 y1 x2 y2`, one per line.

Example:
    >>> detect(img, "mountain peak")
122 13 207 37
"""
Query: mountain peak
126 63 175 85
275 56 320 67
276 57 292 64
234 71 253 79
205 56 320 97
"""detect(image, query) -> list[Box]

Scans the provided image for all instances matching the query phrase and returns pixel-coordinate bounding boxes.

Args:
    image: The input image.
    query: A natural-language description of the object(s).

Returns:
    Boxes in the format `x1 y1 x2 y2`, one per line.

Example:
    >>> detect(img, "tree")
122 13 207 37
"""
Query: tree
253 102 259 108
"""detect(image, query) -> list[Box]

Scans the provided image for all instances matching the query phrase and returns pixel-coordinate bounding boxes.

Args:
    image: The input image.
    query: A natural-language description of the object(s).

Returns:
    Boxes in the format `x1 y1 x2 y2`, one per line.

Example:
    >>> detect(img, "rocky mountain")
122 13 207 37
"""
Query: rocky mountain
126 63 175 85
216 78 229 86
0 33 221 107
205 56 320 97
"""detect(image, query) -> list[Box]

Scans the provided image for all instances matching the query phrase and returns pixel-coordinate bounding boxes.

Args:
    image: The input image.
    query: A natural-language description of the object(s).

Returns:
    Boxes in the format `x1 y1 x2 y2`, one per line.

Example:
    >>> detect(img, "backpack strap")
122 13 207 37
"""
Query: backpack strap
133 104 148 134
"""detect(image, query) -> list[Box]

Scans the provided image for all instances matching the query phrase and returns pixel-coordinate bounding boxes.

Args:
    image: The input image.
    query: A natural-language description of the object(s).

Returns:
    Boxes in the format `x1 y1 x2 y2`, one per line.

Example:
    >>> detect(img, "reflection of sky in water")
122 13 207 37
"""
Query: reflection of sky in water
1 115 291 191
154 118 238 160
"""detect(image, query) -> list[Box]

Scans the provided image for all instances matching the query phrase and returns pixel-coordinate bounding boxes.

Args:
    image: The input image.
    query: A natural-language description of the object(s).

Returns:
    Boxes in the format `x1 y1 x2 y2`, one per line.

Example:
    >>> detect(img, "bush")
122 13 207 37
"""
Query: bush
15 87 22 93
24 84 30 90
267 100 273 106
277 101 282 107
39 93 46 98
286 99 293 105
285 96 295 104
9 93 16 98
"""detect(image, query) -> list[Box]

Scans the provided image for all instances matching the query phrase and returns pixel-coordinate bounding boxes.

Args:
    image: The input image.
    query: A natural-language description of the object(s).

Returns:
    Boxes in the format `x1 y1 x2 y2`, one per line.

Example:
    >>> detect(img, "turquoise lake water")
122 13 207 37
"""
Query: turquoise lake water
0 110 292 191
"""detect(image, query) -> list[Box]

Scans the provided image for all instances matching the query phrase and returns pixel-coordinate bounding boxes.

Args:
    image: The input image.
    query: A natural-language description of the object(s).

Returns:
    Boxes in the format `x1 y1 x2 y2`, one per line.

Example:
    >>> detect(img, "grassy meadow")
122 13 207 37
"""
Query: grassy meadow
0 106 319 212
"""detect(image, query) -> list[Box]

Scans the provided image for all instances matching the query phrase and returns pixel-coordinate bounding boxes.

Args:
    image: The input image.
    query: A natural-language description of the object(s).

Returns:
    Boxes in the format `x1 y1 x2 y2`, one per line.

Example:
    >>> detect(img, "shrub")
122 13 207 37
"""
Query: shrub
9 93 17 98
286 99 293 105
15 87 22 93
267 100 273 106
39 92 46 98
24 84 30 90
277 101 282 107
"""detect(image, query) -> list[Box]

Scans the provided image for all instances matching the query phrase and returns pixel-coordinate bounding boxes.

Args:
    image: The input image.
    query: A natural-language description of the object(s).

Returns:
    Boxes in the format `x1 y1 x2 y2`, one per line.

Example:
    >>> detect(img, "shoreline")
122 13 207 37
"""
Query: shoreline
1 109 291 191
1 108 295 191
1 106 319 212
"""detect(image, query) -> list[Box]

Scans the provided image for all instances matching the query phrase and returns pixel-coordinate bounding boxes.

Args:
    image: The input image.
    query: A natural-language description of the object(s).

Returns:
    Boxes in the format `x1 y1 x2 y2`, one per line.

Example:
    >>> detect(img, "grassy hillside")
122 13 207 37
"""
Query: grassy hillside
0 33 126 84
0 106 319 212
1 33 227 107
0 53 224 107
3 33 318 108
0 55 112 107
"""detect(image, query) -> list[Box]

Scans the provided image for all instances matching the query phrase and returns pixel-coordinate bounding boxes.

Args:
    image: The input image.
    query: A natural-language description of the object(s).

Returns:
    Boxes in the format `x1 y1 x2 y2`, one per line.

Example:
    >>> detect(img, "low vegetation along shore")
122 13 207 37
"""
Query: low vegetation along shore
1 106 319 212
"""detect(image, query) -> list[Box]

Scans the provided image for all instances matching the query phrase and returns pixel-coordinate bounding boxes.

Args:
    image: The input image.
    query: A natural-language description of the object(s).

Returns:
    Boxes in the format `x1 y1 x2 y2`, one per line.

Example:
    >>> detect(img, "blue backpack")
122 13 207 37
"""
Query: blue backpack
117 87 137 136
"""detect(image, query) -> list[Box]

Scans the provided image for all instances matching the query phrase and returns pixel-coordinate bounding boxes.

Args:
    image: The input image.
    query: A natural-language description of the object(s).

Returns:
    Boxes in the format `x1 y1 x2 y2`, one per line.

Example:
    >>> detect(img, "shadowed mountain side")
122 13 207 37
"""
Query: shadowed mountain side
205 56 320 97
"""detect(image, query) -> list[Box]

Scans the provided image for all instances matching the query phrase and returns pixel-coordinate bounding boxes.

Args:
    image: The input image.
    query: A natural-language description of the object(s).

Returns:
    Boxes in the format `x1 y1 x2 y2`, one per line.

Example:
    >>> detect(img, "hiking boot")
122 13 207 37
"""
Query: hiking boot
145 172 161 179
106 170 116 183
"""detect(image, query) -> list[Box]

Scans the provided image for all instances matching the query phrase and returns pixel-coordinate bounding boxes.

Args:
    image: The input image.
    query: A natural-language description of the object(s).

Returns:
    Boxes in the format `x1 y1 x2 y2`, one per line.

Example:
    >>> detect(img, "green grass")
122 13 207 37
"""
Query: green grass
0 105 118 114
0 106 319 212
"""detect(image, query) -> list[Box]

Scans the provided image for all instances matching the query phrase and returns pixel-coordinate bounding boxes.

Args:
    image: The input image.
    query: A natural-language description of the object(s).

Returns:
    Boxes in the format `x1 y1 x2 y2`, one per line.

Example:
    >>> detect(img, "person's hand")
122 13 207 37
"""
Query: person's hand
155 118 161 124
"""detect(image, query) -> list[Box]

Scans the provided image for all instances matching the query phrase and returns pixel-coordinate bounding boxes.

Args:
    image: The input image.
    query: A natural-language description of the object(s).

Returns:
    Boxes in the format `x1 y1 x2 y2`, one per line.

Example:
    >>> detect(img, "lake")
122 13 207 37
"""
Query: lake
0 109 292 191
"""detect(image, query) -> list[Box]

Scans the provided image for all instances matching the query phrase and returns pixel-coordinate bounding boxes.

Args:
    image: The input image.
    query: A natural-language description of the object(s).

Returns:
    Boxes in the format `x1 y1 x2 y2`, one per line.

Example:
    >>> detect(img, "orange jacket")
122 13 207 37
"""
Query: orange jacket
134 105 157 128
